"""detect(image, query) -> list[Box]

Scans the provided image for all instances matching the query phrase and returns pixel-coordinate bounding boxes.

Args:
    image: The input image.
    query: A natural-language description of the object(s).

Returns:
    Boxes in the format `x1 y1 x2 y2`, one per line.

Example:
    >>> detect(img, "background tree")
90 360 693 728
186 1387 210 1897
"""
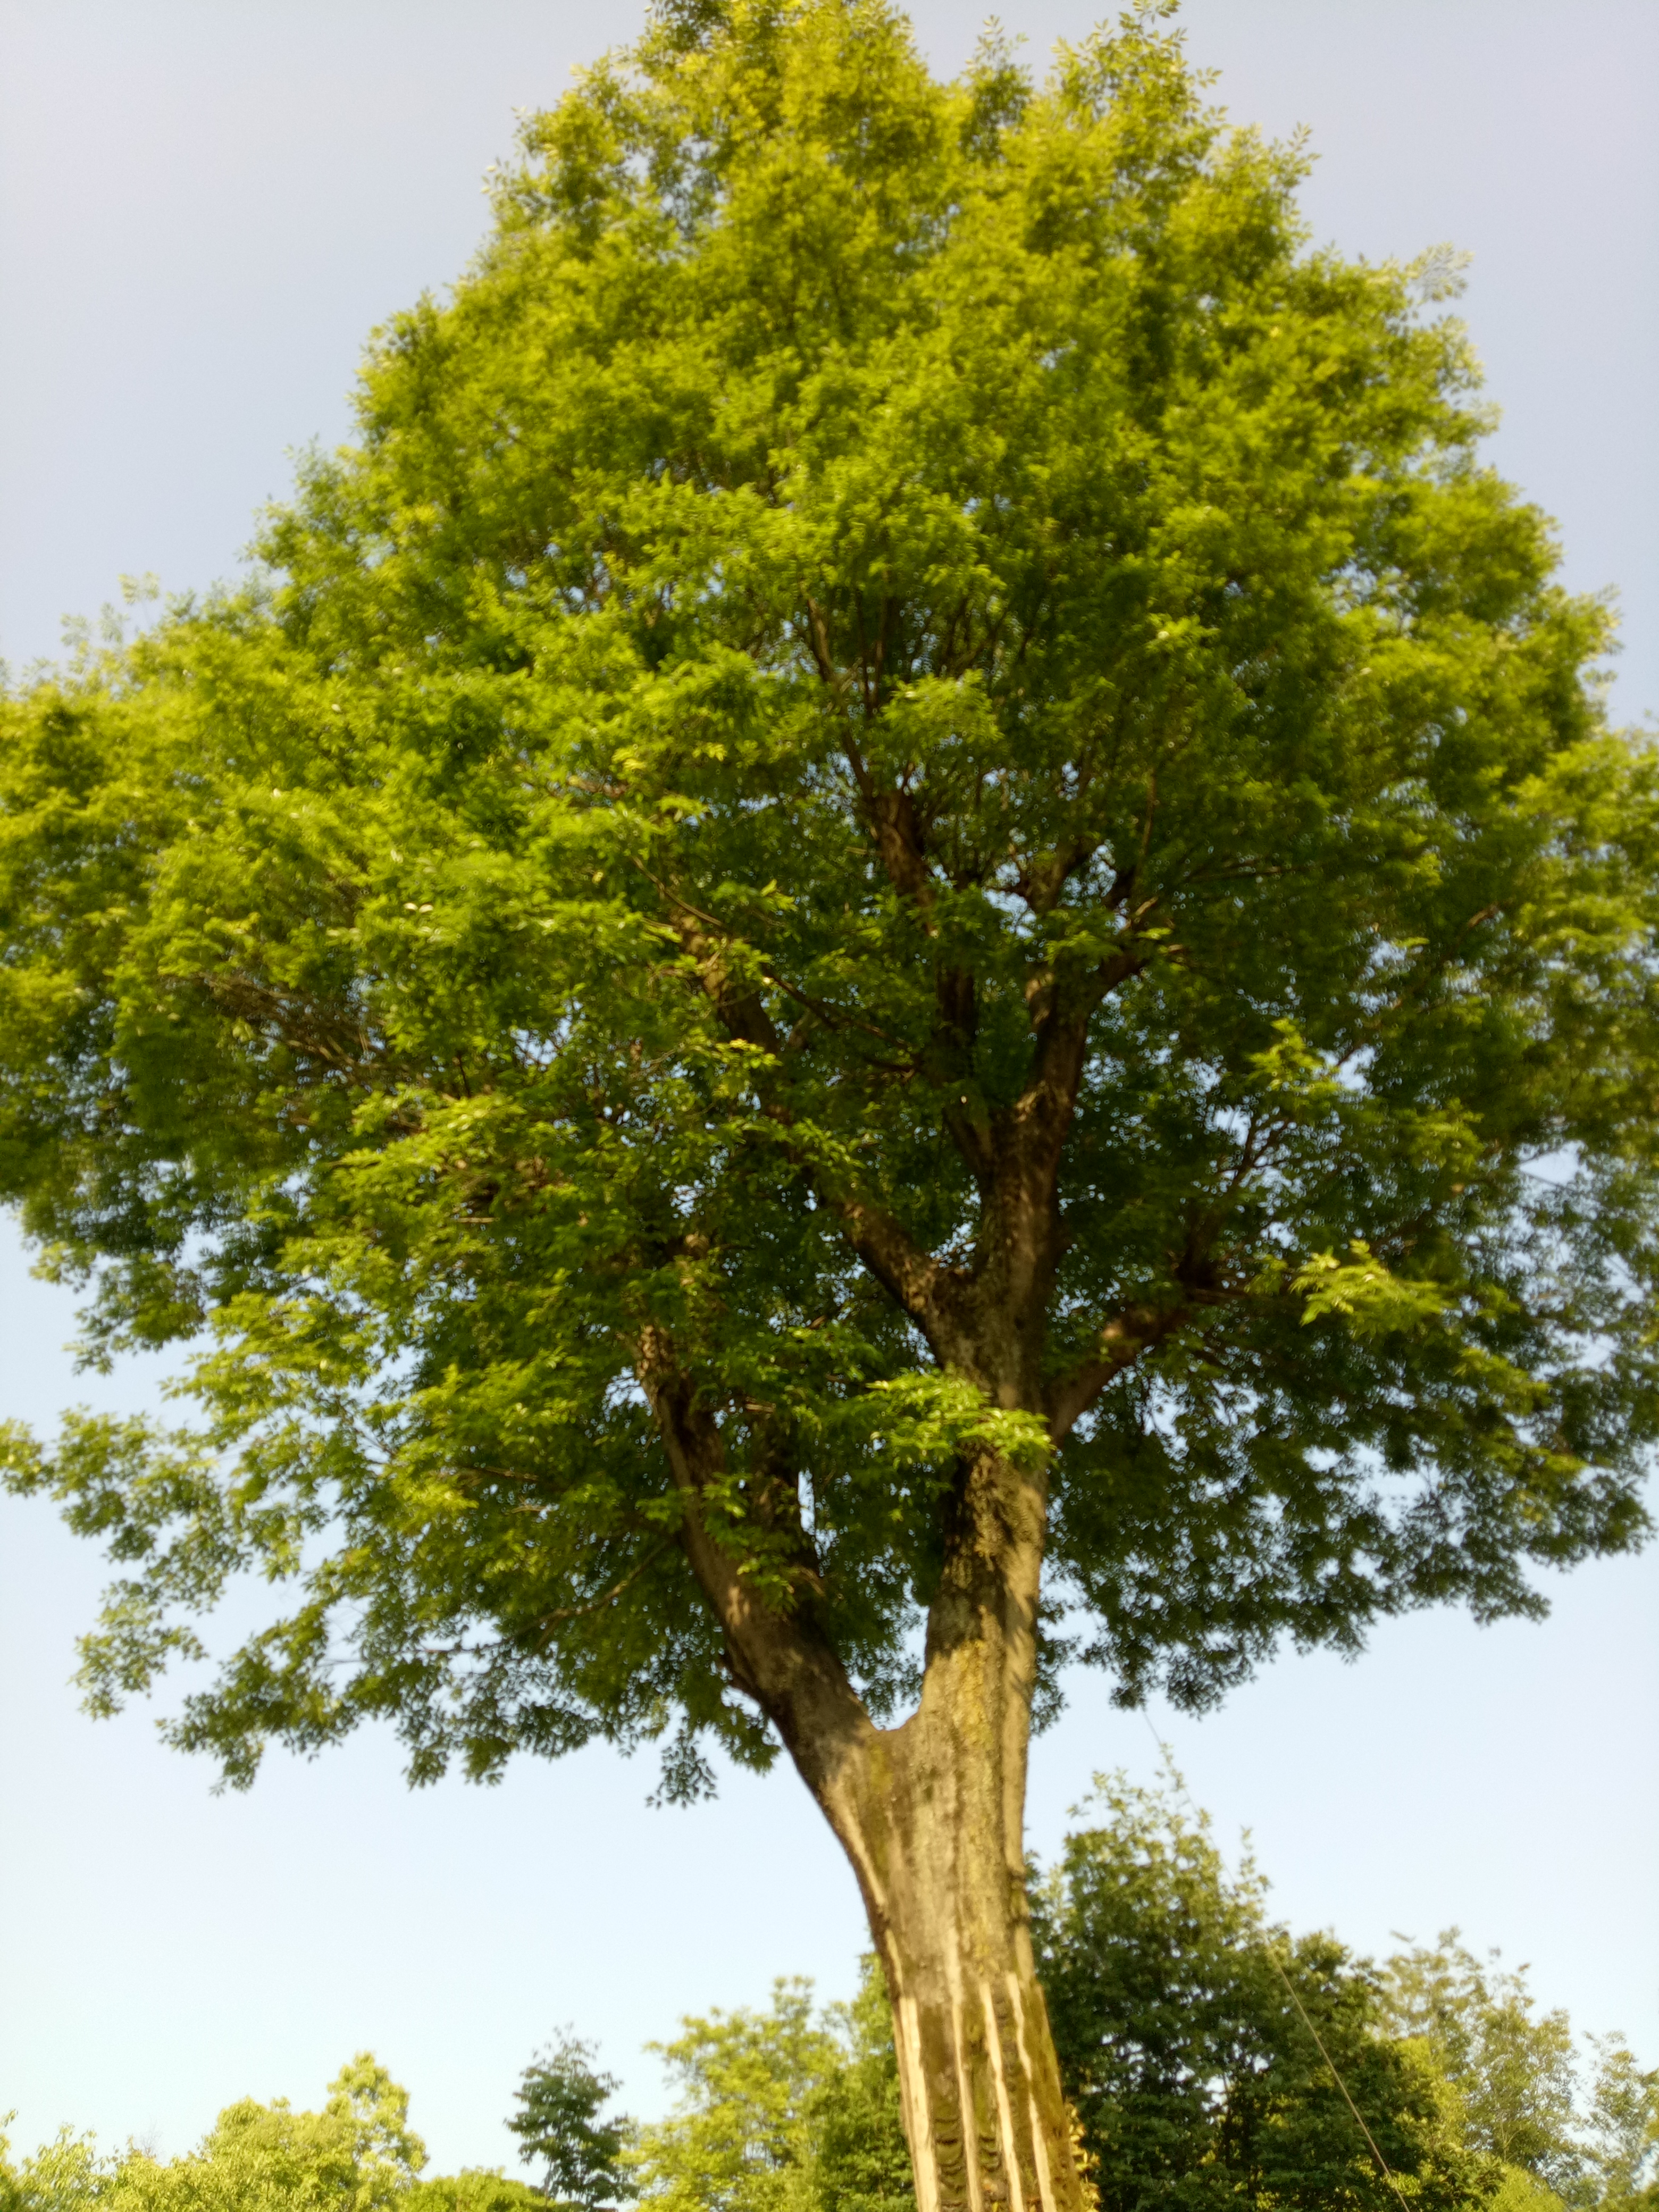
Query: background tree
408 2178 547 2212
623 1972 912 2212
1380 1940 1659 2212
1579 2040 1659 2212
0 2059 543 2212
0 2127 107 2212
111 2055 428 2212
812 1970 916 2212
1382 1938 1581 2194
627 1979 839 2212
508 2037 634 2210
0 2059 434 2212
1032 1778 1481 2212
3 0 1657 2206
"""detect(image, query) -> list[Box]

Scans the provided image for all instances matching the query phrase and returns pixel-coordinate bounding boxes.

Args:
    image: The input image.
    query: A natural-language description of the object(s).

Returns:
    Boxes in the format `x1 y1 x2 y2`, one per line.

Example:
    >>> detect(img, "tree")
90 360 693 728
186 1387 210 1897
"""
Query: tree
109 2055 429 2212
812 1968 916 2212
2 1 1656 2206
1031 1778 1482 2212
508 2037 634 2209
629 1980 839 2212
1380 1938 1659 2212
408 2179 547 2212
624 1970 911 2212
0 2126 108 2212
1580 2039 1659 2212
0 2060 546 2212
0 2058 430 2212
1382 1937 1581 2193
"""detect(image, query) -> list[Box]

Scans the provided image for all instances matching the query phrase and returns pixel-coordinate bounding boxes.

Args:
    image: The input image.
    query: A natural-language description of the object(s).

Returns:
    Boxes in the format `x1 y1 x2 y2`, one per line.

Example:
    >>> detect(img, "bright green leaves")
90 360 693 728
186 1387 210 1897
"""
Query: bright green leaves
1293 1244 1452 1337
0 2057 432 2212
629 1980 854 2212
2 0 1655 1783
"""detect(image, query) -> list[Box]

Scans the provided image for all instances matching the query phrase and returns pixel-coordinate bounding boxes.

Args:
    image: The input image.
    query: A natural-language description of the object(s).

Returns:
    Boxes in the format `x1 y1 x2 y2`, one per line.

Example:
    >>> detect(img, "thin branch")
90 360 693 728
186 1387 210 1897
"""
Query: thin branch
759 967 916 1055
1045 1302 1196 1442
521 1540 676 1649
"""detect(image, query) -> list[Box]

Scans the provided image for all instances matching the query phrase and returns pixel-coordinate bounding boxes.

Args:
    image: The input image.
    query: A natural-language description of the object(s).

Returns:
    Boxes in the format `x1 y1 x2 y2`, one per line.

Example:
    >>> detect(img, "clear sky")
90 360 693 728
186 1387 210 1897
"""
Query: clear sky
1 0 1656 2179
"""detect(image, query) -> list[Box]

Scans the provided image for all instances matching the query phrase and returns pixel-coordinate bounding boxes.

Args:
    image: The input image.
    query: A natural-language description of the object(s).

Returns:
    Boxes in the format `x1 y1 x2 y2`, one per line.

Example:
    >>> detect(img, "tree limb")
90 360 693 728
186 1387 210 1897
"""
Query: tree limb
1043 1302 1195 1443
635 1329 875 1795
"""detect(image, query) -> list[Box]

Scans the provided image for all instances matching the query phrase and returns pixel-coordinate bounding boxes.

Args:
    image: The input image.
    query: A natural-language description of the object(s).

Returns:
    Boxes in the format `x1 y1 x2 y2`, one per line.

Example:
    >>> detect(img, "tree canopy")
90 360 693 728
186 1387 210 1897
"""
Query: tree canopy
508 2038 634 2210
3 0 1653 1802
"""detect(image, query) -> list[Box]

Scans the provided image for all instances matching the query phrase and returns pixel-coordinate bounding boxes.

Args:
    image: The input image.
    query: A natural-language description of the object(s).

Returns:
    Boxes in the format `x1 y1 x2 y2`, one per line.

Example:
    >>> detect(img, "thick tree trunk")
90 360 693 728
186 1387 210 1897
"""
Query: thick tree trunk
644 1351 1087 2212
802 1454 1088 2212
835 1678 1083 2212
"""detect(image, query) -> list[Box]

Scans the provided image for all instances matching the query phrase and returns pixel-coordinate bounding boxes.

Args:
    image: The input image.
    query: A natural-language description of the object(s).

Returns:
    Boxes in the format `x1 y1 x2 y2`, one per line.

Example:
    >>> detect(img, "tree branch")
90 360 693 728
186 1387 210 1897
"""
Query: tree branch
1043 1302 1195 1443
635 1329 875 1795
975 939 1149 1331
520 1540 676 1648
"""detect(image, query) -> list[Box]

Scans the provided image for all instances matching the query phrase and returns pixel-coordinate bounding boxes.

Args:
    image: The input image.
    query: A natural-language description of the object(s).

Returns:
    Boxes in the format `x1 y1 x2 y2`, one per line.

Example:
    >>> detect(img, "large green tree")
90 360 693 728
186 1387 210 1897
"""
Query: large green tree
3 2 1656 2206
1033 1779 1484 2212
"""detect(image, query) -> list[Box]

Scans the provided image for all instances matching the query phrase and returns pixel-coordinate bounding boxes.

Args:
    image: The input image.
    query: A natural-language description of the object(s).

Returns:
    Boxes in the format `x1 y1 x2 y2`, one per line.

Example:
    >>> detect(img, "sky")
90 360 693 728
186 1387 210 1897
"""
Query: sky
1 0 1656 2179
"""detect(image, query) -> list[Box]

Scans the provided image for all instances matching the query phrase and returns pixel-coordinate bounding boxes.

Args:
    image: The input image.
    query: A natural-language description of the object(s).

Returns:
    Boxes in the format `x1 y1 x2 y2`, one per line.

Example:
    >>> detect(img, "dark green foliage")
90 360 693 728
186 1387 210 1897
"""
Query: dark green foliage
508 2035 634 2209
1031 1778 1482 2212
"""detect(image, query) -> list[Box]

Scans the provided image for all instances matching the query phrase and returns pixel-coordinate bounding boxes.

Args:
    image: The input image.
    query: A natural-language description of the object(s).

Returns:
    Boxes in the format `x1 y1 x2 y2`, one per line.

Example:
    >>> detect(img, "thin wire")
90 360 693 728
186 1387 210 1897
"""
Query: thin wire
1136 1712 1414 2212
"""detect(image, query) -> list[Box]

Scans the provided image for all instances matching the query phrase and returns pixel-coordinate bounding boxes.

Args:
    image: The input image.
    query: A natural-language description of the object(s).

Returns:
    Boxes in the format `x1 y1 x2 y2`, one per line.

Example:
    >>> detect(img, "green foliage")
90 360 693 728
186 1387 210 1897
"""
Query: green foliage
1383 1938 1581 2191
0 2126 110 2212
2 0 1656 1794
406 2175 546 2212
508 2035 634 2209
1028 1780 1659 2212
1380 1939 1659 2211
0 2059 429 2212
623 1971 910 2212
629 1980 840 2212
811 1969 914 2212
1582 2039 1659 2212
1031 1776 1481 2212
109 2055 426 2212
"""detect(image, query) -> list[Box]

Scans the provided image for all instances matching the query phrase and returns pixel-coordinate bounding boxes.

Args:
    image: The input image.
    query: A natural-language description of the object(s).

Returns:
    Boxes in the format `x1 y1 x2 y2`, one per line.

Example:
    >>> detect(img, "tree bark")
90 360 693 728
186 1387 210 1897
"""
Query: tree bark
831 1657 1084 2212
646 1345 1087 2212
808 1450 1086 2212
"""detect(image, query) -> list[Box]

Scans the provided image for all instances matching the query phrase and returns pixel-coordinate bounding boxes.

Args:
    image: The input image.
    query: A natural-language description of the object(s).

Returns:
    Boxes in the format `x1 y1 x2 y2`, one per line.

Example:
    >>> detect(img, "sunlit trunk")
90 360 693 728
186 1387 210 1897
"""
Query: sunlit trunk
648 1356 1087 2212
808 1454 1089 2212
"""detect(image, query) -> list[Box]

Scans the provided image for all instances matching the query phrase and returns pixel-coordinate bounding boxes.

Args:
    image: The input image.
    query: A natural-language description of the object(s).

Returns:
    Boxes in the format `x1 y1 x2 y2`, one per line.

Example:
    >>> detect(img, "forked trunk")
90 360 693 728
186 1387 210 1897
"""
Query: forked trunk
648 1362 1088 2211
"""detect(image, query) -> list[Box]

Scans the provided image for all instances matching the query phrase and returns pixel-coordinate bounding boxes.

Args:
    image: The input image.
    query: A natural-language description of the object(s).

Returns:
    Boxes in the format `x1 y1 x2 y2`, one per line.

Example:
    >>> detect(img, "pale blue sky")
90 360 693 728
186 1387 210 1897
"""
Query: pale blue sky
1 0 1655 2178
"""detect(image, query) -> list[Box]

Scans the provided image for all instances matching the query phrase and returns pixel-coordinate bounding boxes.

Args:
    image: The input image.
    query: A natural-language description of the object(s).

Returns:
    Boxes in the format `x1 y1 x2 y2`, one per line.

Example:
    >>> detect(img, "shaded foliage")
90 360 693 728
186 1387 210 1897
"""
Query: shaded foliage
508 2036 634 2210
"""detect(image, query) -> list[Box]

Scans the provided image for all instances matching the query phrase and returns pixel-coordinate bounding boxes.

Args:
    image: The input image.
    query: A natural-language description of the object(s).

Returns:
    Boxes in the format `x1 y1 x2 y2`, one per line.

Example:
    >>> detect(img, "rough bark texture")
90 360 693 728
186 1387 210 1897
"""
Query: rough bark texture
646 1330 1088 2212
829 1492 1084 2212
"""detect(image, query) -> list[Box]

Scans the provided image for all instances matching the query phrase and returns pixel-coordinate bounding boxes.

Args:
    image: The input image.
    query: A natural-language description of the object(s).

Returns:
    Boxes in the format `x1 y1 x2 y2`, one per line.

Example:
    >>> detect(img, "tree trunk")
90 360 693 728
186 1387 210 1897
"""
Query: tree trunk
803 1454 1088 2212
646 1354 1087 2212
839 1684 1084 2212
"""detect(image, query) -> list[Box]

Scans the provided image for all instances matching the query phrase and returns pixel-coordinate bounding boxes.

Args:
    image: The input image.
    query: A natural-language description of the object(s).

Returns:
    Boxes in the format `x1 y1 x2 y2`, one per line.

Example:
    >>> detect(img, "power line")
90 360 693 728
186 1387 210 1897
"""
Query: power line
1136 1712 1414 2212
